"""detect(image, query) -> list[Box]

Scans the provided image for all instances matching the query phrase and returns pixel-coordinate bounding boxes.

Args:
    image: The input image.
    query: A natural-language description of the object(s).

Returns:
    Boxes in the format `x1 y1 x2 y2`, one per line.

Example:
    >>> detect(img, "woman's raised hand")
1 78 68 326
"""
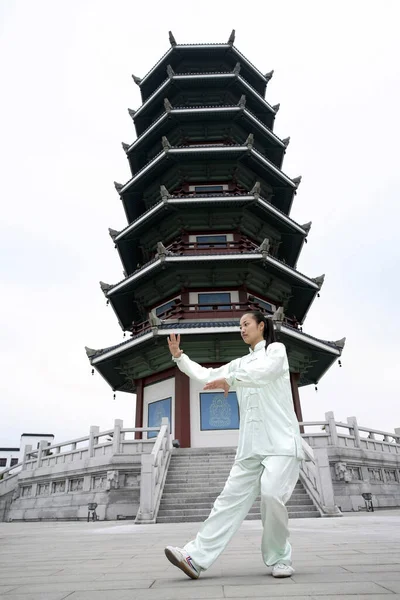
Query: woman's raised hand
167 333 182 358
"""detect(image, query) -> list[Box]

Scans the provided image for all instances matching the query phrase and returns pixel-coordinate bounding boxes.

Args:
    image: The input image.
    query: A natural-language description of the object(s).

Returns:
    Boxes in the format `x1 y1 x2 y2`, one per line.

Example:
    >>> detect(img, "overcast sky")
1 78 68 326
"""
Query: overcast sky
1 0 399 447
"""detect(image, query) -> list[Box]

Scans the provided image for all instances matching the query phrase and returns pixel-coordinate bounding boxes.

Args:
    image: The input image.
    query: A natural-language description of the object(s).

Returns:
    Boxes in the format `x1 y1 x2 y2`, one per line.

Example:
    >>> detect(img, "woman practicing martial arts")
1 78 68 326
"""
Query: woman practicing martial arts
164 311 304 579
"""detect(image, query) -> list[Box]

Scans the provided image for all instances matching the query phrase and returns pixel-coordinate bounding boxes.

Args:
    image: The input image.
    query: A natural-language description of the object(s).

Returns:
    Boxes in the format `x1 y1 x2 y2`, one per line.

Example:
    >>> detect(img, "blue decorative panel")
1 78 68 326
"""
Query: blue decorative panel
200 392 239 431
147 397 172 439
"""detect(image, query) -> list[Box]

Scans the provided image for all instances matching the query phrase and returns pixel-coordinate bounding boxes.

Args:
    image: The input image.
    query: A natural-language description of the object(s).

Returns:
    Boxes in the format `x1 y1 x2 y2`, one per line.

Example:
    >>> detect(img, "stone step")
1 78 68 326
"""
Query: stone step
157 504 317 518
159 496 313 507
157 510 320 523
164 479 304 488
159 492 310 503
167 467 233 474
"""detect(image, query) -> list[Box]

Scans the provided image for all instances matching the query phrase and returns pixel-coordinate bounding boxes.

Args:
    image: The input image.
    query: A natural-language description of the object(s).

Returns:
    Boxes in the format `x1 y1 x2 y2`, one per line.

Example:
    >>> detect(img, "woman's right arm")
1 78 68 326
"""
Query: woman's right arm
168 333 234 383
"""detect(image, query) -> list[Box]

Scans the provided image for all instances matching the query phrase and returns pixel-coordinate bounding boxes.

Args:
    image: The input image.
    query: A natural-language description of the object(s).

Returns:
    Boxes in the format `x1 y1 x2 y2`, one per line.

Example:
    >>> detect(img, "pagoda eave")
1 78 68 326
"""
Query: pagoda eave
139 43 268 102
134 74 275 136
104 255 319 329
119 146 297 221
88 322 342 392
126 106 286 174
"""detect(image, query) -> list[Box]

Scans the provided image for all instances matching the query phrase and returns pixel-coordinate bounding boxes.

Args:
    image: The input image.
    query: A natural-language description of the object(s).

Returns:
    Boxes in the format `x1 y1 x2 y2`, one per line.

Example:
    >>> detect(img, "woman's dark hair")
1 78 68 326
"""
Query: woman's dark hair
243 311 277 348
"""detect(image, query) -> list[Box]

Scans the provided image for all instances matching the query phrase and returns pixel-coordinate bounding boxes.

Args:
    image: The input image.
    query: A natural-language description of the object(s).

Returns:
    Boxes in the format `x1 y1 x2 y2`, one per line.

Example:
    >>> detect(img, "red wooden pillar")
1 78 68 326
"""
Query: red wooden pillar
174 368 191 447
290 372 304 433
134 379 143 439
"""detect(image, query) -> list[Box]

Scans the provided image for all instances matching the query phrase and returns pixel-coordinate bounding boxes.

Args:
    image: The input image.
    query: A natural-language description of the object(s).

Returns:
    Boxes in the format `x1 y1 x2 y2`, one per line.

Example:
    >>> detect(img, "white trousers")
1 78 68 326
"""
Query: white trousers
184 455 300 570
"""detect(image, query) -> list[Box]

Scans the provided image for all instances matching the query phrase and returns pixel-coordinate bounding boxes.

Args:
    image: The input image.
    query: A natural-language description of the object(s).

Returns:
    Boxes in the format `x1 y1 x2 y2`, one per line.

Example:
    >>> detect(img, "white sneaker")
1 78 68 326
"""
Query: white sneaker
164 546 201 579
272 563 295 578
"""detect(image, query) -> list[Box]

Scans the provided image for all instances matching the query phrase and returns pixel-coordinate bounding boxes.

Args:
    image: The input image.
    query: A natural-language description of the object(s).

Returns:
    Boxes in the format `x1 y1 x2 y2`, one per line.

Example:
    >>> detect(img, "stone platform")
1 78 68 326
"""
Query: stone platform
0 511 400 600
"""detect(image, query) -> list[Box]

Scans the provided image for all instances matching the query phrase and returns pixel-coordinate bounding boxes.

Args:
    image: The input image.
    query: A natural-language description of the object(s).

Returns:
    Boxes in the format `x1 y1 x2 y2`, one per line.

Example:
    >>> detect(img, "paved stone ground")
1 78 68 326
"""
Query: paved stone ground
0 511 400 600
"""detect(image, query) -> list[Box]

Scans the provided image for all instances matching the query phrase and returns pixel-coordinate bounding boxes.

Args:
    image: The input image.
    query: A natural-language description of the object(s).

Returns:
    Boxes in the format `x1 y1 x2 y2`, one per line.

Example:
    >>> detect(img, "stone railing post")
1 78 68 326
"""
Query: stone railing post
138 453 155 522
394 428 400 445
112 419 123 454
325 411 338 446
21 444 32 470
313 446 341 516
347 416 361 448
88 426 100 458
36 440 48 468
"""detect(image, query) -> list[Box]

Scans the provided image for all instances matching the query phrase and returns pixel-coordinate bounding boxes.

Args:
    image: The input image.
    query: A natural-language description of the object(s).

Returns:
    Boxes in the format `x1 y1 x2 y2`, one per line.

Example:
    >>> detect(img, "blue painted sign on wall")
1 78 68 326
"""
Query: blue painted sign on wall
200 392 239 431
148 397 172 438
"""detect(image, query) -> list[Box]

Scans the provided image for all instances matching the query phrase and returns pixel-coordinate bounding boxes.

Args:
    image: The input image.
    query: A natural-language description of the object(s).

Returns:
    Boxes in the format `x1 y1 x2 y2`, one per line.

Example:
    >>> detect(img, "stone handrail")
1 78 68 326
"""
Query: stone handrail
135 417 172 524
299 438 342 517
300 412 400 453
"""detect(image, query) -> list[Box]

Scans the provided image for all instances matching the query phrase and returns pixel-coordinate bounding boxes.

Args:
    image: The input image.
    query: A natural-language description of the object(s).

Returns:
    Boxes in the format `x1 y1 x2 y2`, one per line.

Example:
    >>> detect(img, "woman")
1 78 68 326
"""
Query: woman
164 311 304 579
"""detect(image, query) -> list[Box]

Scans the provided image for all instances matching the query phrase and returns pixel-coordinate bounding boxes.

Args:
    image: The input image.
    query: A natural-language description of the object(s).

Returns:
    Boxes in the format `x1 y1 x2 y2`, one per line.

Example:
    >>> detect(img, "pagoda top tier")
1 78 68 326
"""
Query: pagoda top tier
134 31 271 103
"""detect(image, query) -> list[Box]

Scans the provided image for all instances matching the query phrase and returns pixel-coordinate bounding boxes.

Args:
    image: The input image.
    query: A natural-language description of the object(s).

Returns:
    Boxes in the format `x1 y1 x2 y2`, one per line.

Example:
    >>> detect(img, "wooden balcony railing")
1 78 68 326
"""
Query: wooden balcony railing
166 239 259 255
130 302 300 336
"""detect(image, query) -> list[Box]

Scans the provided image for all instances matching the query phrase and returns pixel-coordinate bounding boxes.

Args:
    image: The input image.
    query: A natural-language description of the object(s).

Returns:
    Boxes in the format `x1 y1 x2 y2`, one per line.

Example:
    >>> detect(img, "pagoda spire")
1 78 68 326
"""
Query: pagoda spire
238 95 246 109
301 221 312 233
108 228 120 241
169 31 177 47
132 74 142 86
100 281 113 294
164 98 173 112
233 62 241 75
292 176 302 188
160 185 172 200
264 69 274 82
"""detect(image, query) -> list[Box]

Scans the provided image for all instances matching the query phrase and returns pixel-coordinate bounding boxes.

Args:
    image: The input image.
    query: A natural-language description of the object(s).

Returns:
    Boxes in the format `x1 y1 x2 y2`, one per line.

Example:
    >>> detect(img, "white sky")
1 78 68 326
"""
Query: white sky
1 0 399 447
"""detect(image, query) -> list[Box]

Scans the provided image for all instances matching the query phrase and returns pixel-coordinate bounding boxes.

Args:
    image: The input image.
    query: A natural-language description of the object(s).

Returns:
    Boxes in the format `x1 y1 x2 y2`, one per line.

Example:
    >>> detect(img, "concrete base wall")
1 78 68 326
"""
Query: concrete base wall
327 446 400 512
3 457 142 522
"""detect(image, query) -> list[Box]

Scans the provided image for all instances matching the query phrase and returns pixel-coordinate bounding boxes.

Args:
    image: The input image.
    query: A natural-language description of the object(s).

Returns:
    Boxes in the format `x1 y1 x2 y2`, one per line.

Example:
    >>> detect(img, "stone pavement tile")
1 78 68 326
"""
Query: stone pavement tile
151 575 295 587
129 587 225 599
47 593 130 600
294 555 400 566
0 568 63 576
9 579 154 594
0 594 70 600
346 565 400 573
0 575 101 586
292 573 400 583
221 597 400 600
377 583 400 593
223 582 392 597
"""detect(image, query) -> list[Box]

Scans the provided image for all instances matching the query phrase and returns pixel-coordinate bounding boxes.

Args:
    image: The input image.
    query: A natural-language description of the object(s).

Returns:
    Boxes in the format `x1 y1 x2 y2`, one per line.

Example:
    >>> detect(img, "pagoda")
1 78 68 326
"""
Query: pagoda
86 31 345 448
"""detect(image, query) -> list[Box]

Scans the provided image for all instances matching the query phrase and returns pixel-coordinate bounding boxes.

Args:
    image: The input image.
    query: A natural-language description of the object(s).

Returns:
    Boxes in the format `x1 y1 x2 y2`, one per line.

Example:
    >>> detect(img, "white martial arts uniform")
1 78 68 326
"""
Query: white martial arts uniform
172 340 304 569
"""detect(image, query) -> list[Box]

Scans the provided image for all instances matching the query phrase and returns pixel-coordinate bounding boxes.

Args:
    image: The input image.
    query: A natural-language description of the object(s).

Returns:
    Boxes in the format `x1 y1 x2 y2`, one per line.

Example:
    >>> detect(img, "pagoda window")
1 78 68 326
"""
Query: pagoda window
190 234 233 248
198 292 232 311
0 458 6 467
249 295 276 314
154 297 181 318
10 458 18 467
188 184 229 194
196 235 227 248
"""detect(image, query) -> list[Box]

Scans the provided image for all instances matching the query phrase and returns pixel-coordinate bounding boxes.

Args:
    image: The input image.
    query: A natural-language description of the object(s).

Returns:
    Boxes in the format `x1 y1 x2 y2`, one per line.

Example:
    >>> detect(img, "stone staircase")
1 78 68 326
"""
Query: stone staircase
157 447 320 523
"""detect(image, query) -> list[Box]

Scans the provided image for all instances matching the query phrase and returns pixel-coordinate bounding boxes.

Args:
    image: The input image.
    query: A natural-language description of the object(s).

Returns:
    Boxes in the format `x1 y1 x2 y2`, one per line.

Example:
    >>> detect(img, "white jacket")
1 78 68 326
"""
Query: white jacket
173 340 304 461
